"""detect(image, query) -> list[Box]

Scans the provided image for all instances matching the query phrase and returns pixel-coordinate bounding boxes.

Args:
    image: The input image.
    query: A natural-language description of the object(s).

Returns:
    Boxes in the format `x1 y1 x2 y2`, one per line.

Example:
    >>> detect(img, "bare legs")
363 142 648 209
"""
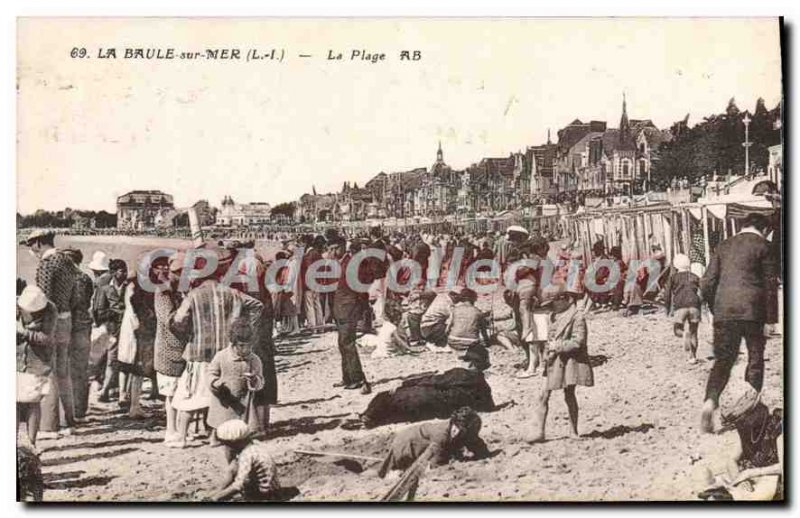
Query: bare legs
18 403 41 446
685 322 699 362
163 395 178 441
128 375 144 419
517 341 544 378
167 410 190 448
528 386 580 444
119 372 130 405
564 386 579 437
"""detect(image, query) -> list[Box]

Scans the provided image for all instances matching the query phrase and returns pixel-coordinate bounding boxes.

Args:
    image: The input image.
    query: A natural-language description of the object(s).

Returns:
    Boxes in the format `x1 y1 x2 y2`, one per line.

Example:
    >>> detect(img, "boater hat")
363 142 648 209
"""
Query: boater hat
88 251 110 271
506 225 529 236
18 286 48 313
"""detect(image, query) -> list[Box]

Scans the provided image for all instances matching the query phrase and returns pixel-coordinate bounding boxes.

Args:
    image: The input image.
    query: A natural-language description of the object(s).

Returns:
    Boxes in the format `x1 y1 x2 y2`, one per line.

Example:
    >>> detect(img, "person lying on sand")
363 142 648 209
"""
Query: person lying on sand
205 419 286 502
697 386 783 501
376 406 490 482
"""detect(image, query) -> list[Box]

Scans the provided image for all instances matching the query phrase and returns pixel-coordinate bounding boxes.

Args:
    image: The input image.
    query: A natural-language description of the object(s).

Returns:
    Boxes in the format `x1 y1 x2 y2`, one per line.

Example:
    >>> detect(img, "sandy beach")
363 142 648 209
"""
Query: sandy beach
32 304 783 502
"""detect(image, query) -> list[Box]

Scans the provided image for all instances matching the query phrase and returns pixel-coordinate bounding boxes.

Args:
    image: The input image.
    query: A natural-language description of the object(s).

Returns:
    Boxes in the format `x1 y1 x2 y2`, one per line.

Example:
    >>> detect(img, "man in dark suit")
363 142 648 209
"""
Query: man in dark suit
699 213 778 433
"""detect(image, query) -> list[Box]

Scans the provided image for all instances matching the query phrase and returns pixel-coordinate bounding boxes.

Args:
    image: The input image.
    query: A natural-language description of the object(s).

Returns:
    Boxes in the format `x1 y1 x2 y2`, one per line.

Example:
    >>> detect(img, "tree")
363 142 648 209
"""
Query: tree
270 202 296 219
651 96 778 184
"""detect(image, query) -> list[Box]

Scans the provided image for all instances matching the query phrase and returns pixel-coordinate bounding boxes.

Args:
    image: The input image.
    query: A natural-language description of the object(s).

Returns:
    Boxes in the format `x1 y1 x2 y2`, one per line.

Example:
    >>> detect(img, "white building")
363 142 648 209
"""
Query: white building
216 196 272 226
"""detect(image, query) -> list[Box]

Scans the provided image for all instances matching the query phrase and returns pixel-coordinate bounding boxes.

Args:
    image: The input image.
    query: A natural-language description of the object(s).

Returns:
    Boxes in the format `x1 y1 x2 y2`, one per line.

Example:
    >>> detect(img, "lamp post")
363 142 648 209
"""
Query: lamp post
742 113 752 177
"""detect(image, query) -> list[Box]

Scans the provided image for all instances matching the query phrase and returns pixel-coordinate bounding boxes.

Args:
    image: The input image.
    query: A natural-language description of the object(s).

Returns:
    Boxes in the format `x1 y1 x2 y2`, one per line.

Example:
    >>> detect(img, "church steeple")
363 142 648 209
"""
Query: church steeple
436 140 444 163
620 92 630 141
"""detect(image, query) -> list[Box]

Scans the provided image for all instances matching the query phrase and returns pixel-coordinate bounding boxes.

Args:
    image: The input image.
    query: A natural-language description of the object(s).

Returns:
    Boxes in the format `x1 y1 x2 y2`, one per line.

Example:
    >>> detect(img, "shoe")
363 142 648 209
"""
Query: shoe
118 399 131 410
360 382 372 395
97 393 111 403
332 381 347 388
61 427 74 437
128 411 147 420
163 432 180 443
166 440 187 449
344 382 364 390
73 416 87 424
38 431 59 440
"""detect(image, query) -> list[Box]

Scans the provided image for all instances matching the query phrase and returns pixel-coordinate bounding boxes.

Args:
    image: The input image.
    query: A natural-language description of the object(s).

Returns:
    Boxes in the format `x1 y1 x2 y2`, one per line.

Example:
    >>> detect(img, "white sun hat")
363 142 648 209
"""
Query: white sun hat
673 254 691 272
506 225 529 235
88 251 110 271
18 286 48 313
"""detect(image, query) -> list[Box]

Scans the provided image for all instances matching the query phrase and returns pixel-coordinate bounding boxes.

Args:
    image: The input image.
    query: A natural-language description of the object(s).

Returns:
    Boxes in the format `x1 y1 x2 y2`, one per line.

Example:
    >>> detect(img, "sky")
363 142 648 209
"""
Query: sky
17 17 782 214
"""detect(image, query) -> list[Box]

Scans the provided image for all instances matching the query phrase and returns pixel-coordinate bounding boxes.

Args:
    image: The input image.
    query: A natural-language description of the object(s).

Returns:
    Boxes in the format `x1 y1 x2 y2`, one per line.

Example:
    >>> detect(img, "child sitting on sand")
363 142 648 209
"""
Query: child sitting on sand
206 419 288 502
489 290 519 351
697 386 783 501
663 254 702 363
446 288 490 352
207 319 264 441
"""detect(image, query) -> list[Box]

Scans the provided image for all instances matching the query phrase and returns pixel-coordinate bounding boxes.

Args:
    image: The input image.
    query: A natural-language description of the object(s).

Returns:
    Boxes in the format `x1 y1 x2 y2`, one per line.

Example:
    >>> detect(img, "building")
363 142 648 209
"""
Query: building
116 190 175 230
554 95 671 196
216 196 272 227
525 133 558 200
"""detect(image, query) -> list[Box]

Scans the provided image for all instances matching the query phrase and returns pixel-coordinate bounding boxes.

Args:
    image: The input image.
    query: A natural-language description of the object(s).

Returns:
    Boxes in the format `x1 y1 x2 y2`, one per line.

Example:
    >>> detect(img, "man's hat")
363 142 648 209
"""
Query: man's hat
506 225 529 236
18 286 48 313
23 229 55 246
88 251 110 271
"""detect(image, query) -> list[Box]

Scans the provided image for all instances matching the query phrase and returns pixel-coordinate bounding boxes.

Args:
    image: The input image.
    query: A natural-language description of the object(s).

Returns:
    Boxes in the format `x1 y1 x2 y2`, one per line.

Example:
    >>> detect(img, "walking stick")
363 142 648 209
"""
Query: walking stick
243 390 254 425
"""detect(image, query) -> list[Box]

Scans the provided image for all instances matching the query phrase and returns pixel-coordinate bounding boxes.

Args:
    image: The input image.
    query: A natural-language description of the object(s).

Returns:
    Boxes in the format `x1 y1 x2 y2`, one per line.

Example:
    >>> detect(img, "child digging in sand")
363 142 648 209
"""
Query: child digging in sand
206 419 288 502
378 407 490 474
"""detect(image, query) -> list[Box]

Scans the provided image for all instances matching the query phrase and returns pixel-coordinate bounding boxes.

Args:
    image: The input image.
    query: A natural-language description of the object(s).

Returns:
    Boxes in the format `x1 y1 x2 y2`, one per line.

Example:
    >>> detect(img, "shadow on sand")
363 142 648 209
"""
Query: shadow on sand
274 395 342 408
588 354 610 368
371 370 438 388
42 447 138 468
583 423 655 440
46 475 117 490
267 412 352 440
44 437 163 453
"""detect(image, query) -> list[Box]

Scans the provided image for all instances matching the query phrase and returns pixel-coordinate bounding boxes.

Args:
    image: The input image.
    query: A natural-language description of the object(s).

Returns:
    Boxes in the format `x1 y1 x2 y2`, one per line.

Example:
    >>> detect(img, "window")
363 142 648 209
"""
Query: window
622 162 630 177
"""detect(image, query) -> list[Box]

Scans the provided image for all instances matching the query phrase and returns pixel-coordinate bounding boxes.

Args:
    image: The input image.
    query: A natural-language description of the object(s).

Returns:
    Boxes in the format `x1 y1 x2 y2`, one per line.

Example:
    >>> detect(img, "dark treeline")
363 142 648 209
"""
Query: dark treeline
652 97 782 188
17 209 117 229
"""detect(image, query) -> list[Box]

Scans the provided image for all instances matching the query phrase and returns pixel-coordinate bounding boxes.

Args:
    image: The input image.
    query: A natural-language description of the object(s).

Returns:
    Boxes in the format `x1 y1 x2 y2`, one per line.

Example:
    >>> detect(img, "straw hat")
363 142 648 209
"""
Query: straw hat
215 419 252 444
506 225 529 236
18 286 48 313
720 385 761 426
88 251 109 271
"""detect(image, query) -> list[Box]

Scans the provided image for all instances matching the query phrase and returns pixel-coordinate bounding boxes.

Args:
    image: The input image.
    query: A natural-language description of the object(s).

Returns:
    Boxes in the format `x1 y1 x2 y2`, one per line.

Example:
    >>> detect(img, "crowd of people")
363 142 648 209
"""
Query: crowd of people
15 211 782 502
